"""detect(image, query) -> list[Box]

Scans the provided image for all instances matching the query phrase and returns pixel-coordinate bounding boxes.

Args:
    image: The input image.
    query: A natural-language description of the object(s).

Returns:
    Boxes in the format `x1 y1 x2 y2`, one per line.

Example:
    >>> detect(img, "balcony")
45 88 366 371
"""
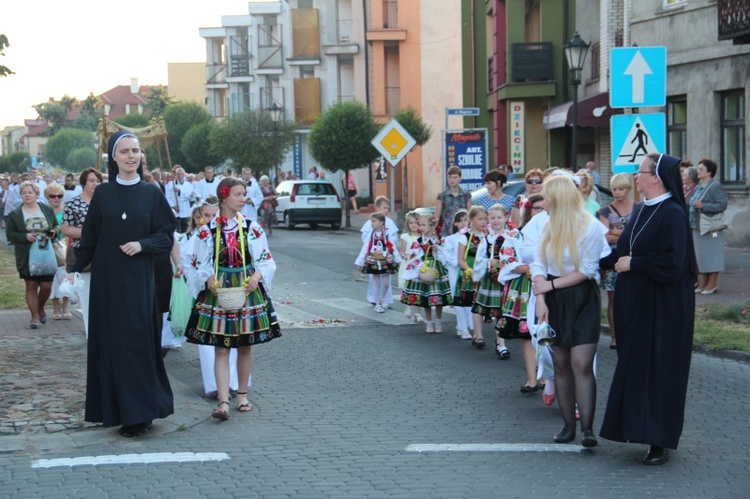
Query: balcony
383 0 398 29
510 42 553 82
366 0 406 42
205 64 228 87
718 0 750 45
260 86 285 114
228 35 252 79
257 23 283 71
323 19 360 56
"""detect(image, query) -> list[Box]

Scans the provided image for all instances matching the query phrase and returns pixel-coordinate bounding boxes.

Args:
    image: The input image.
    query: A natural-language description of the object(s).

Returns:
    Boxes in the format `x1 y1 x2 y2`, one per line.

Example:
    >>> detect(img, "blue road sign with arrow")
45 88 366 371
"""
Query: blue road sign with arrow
610 47 667 108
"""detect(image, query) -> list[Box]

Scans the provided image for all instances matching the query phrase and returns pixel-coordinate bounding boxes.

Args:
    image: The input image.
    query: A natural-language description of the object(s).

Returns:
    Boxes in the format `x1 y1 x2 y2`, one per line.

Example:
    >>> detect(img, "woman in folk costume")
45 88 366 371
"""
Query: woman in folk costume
185 177 281 421
600 153 697 466
400 214 452 333
455 206 488 343
437 209 472 339
355 212 401 313
470 204 510 358
66 130 176 438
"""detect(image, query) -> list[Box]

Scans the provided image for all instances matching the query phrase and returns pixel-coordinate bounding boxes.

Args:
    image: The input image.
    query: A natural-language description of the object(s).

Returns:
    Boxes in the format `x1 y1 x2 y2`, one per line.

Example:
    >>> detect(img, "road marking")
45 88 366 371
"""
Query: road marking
406 444 583 453
31 452 230 469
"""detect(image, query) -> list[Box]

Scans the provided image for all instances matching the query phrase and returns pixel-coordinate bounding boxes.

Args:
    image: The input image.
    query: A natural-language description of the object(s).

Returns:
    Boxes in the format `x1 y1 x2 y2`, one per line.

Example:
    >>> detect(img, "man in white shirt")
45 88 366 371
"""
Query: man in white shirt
31 169 48 204
195 166 219 203
62 173 82 203
240 167 264 223
165 166 195 233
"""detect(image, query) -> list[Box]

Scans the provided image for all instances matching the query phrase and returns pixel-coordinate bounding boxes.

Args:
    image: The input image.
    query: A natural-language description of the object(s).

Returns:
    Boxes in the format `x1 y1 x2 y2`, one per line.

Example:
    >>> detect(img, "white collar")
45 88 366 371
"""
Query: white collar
643 191 672 206
116 175 141 186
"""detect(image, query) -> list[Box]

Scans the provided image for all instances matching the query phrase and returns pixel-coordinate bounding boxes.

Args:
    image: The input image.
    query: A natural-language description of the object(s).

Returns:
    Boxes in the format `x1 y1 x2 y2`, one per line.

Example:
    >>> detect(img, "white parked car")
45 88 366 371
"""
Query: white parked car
274 180 342 230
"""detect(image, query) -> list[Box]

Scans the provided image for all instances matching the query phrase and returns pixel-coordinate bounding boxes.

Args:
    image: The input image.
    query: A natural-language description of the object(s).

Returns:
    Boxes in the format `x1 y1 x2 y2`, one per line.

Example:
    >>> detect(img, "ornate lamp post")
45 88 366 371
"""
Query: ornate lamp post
564 32 590 170
268 102 283 124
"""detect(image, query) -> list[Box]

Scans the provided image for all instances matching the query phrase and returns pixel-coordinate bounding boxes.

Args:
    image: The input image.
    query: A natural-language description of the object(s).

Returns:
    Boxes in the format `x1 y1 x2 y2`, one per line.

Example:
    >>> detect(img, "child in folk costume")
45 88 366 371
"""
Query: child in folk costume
471 204 510 358
495 200 538 393
185 178 281 420
361 196 399 309
398 211 425 323
355 212 400 313
438 210 473 340
400 215 453 333
456 206 488 344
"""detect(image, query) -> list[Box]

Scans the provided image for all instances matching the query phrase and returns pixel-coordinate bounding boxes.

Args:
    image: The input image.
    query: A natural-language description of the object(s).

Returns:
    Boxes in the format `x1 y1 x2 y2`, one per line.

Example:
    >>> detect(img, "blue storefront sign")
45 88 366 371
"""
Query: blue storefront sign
444 130 487 191
293 135 303 178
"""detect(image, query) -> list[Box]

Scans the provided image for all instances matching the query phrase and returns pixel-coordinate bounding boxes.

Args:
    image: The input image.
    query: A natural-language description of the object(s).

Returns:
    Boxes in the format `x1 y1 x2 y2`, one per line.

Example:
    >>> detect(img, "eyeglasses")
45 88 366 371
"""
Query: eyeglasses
526 179 542 185
635 170 654 176
47 194 64 199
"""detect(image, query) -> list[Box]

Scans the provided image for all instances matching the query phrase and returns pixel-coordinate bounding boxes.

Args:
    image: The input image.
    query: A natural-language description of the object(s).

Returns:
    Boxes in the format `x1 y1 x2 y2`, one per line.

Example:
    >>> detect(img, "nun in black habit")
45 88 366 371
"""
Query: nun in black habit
67 130 177 437
599 153 697 465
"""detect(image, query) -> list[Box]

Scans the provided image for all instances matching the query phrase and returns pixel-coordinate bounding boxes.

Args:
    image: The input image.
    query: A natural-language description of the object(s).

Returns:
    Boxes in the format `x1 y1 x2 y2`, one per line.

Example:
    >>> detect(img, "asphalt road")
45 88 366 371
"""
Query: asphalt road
0 223 748 497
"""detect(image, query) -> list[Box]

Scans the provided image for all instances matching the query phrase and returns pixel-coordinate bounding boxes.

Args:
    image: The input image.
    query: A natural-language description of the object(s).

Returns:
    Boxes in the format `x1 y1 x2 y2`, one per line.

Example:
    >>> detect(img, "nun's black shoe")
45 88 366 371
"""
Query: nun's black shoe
643 446 669 465
553 426 576 443
581 429 598 448
520 384 539 394
119 421 153 438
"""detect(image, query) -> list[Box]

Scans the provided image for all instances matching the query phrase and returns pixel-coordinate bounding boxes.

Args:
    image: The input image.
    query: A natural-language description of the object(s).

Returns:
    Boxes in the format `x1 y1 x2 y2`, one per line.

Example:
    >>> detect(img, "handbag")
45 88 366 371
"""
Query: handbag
28 238 58 276
697 182 728 236
65 243 92 273
53 240 67 267
270 198 279 208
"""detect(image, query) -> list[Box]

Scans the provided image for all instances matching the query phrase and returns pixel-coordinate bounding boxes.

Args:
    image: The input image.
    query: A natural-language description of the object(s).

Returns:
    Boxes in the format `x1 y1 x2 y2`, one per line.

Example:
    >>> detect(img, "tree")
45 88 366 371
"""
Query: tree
2 151 30 173
162 102 213 167
181 121 224 172
209 109 297 177
66 147 98 172
33 95 77 136
392 105 432 212
308 100 380 225
114 113 151 128
144 85 173 117
71 93 103 132
0 34 13 77
44 128 95 168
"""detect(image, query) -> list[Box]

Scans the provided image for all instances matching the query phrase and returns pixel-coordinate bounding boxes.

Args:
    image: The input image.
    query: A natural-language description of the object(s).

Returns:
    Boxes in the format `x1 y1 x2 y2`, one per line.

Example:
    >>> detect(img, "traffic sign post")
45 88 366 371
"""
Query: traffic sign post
611 113 666 174
610 47 667 108
371 119 417 215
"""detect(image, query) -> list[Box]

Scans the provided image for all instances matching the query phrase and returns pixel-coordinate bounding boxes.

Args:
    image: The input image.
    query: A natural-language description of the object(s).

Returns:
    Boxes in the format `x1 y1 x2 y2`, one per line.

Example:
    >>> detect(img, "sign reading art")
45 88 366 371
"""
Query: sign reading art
444 129 487 191
509 102 525 175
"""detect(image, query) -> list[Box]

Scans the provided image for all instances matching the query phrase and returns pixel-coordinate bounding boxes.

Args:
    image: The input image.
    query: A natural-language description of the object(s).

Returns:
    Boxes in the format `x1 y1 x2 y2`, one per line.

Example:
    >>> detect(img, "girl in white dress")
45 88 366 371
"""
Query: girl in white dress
438 210 473 339
398 212 425 323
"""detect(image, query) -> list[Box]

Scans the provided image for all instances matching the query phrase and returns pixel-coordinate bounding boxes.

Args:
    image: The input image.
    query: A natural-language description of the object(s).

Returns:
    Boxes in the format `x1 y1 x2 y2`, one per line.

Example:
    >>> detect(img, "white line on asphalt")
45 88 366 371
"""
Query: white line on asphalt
31 452 230 469
406 444 583 453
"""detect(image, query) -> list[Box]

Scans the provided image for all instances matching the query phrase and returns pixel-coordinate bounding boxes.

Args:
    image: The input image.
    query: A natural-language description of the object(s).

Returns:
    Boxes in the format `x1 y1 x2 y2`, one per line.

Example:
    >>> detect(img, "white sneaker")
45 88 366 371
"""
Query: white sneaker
375 305 385 313
456 329 465 337
414 313 426 323
460 331 473 340
404 308 413 319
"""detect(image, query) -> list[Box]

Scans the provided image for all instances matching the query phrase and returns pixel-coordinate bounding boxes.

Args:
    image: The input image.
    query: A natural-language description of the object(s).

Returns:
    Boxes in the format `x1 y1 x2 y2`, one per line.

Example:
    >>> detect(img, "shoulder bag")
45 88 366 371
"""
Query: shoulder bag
697 182 728 236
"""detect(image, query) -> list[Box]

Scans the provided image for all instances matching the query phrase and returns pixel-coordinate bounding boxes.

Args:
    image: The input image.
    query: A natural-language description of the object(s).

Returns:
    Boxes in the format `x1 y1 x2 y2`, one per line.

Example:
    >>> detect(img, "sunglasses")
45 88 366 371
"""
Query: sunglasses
526 179 542 185
48 194 64 199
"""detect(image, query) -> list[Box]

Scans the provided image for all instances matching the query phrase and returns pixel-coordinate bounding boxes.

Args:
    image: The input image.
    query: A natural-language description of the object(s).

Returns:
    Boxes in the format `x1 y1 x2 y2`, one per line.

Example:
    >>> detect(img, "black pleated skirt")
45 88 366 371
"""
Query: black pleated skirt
545 275 601 347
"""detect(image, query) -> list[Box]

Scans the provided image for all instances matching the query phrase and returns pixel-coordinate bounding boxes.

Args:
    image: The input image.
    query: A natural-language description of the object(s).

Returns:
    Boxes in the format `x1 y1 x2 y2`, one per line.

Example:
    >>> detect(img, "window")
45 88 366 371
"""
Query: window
663 0 687 8
721 91 745 182
667 99 687 159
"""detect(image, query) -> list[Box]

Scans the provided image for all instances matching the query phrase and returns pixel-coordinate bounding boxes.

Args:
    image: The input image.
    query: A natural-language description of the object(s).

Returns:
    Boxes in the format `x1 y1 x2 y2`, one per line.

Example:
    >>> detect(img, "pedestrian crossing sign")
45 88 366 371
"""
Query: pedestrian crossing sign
610 113 665 174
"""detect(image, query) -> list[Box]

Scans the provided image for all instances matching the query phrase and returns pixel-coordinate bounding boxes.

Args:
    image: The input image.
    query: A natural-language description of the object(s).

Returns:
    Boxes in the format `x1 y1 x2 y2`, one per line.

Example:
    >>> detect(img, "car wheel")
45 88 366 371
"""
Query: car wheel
331 223 341 230
284 212 295 229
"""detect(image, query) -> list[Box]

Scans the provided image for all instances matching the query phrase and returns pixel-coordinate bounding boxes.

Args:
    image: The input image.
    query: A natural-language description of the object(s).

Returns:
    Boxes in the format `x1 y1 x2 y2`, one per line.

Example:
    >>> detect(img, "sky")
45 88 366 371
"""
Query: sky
0 0 259 129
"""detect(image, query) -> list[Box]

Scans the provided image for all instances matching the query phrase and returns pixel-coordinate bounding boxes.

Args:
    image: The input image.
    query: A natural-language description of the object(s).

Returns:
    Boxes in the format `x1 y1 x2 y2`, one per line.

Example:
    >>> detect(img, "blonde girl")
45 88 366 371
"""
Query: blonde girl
400 214 452 332
438 209 472 339
355 212 400 313
471 204 510 357
530 174 609 447
455 207 487 340
398 211 425 322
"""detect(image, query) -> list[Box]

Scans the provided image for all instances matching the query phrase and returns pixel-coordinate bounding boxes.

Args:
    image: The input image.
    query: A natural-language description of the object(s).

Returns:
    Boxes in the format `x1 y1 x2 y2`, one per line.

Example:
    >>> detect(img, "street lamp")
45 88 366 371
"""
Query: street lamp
564 32 590 170
268 102 283 123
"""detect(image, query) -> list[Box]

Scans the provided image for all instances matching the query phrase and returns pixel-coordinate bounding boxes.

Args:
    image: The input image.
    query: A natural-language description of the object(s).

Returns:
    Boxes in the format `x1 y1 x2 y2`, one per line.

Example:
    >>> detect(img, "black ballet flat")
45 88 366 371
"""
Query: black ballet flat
581 429 598 448
119 421 153 438
520 384 539 394
553 426 576 443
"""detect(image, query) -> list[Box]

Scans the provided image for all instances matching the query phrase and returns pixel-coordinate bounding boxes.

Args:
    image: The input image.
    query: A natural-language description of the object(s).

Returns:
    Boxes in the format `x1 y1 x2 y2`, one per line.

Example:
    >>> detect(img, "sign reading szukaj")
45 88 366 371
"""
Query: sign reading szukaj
444 130 486 191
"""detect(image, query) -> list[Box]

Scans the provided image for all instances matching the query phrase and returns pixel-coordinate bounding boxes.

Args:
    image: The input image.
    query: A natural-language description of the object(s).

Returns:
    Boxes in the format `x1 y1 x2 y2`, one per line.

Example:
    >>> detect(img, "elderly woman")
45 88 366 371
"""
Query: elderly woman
62 168 103 335
688 158 728 294
44 182 71 320
258 174 278 236
683 166 699 202
6 181 60 329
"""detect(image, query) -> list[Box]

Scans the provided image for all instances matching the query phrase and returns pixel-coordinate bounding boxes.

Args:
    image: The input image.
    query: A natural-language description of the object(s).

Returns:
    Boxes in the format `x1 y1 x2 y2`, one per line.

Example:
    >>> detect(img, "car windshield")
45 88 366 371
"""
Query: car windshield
296 183 337 196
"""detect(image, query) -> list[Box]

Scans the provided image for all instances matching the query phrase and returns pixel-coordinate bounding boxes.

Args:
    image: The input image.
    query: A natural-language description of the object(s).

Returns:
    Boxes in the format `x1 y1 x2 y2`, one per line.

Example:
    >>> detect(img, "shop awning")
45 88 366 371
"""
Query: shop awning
542 92 622 130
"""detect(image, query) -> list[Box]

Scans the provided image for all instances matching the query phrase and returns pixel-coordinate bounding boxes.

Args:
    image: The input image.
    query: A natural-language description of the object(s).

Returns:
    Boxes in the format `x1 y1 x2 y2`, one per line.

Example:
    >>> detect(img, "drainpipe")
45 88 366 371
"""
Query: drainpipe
363 0 373 202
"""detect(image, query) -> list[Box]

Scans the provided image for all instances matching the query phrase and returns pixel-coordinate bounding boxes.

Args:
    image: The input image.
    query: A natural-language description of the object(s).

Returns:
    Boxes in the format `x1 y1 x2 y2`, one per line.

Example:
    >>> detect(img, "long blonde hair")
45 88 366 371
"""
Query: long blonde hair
540 175 591 271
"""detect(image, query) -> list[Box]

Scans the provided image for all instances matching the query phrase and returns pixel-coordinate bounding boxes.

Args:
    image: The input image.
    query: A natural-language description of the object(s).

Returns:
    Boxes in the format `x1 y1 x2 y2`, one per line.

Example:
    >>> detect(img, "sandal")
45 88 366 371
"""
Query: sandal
472 337 485 349
236 392 253 412
63 313 73 320
53 313 63 320
212 401 230 420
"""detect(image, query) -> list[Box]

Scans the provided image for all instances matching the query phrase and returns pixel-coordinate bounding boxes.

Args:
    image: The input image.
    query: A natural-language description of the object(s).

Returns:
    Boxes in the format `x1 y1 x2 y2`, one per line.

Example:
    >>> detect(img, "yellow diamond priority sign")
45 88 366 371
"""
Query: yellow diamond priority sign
371 119 417 166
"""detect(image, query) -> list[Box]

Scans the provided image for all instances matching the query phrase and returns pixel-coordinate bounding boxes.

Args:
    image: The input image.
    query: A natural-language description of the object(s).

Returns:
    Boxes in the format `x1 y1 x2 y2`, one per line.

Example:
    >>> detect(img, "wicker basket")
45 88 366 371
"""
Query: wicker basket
419 265 439 284
215 286 247 311
372 251 387 261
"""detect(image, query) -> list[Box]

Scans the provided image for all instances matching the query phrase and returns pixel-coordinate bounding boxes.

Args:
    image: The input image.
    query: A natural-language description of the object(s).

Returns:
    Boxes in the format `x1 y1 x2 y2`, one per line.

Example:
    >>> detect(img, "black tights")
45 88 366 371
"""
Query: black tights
552 343 597 432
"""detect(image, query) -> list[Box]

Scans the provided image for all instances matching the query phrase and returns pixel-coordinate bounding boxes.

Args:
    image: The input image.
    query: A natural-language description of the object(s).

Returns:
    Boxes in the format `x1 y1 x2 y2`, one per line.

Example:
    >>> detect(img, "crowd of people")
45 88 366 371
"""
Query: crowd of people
354 154 716 465
0 147 728 462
